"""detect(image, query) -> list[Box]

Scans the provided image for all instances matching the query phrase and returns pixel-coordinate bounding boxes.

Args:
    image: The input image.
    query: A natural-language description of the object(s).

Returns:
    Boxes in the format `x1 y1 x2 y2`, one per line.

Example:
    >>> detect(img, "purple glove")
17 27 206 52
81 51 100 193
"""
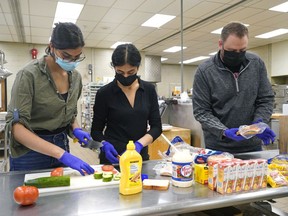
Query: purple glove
256 128 276 145
73 128 91 145
134 141 143 153
101 141 119 164
59 151 94 176
224 128 246 142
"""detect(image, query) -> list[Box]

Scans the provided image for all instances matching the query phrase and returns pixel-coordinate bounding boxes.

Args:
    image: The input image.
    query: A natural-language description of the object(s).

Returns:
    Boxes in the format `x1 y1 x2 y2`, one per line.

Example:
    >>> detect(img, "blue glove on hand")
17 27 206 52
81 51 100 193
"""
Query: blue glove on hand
134 141 143 153
224 128 246 142
73 128 91 146
101 141 119 164
59 151 94 176
256 128 276 145
252 118 263 124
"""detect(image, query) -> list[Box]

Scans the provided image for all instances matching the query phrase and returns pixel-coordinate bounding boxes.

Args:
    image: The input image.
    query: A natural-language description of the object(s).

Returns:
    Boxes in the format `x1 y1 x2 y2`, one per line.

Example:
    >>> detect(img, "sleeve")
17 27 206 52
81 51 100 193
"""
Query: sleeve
192 67 227 140
5 70 34 157
67 73 83 137
253 59 274 123
146 85 162 141
90 89 107 142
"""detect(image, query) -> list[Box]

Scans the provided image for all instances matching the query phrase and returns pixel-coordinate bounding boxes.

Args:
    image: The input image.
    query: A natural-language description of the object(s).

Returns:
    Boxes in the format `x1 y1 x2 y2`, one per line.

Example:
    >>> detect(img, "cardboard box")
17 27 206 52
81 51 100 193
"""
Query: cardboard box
194 164 208 185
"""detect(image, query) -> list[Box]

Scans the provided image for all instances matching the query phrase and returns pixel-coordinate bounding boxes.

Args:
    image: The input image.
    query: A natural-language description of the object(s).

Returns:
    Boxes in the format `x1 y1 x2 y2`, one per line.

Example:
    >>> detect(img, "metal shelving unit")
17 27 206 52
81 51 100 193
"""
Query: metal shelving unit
0 112 7 172
81 83 104 132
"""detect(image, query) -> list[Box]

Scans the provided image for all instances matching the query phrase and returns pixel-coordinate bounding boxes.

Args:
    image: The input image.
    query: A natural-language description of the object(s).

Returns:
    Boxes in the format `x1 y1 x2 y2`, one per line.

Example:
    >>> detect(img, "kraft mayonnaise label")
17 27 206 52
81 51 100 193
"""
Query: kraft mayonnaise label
172 161 193 182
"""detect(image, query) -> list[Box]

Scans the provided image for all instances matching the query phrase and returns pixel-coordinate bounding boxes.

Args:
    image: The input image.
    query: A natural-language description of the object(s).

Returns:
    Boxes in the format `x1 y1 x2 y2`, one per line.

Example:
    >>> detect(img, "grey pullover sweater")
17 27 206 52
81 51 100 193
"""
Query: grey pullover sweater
192 51 274 153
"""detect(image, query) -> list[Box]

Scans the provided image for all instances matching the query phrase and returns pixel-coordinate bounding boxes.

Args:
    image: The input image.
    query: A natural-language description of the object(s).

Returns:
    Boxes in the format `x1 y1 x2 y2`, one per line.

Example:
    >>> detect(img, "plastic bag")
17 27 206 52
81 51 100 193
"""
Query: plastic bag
237 122 268 139
158 136 209 161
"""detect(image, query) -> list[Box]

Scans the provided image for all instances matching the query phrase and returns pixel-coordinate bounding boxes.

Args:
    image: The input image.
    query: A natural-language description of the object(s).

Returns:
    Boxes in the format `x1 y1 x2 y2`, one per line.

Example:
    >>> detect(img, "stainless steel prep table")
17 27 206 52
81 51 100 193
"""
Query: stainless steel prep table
1 150 288 216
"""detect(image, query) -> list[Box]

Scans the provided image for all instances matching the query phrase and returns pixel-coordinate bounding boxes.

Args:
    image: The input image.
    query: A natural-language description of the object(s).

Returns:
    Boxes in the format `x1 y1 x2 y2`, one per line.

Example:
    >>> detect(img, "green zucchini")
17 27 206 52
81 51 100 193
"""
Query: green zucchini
24 176 70 188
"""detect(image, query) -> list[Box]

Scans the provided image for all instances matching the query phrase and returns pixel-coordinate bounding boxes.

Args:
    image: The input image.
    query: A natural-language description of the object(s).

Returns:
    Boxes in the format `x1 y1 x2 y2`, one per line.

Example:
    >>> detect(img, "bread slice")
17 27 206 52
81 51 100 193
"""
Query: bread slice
143 179 170 191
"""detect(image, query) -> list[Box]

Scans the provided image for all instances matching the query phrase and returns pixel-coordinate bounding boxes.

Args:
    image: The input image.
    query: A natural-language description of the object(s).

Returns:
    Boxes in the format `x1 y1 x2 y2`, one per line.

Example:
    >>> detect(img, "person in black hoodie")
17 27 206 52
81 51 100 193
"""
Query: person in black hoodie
192 21 275 153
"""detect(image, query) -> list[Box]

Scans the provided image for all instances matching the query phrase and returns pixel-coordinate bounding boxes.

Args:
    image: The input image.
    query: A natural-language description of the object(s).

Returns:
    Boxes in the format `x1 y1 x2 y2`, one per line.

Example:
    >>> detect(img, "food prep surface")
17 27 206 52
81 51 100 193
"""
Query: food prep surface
1 150 288 216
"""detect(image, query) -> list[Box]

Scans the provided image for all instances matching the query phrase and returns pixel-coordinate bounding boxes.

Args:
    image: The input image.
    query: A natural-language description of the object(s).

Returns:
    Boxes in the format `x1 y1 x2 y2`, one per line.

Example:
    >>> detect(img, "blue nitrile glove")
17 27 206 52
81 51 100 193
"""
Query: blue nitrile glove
166 136 184 156
256 128 276 145
73 128 91 145
134 141 143 153
101 141 119 164
224 128 246 142
252 118 263 124
59 151 94 176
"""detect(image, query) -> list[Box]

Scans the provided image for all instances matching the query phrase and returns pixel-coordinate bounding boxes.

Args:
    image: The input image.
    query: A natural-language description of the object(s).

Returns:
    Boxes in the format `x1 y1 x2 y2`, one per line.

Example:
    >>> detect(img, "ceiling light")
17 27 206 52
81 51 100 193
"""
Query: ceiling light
52 2 84 26
163 46 186 53
211 24 250 34
269 2 288 12
255 29 288 39
182 56 209 64
161 58 168 62
141 14 176 28
111 42 132 49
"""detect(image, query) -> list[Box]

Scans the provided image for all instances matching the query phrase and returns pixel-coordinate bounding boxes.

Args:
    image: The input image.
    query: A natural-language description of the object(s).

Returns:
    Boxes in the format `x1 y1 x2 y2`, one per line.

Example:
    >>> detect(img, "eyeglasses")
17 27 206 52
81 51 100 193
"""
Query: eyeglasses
56 49 86 63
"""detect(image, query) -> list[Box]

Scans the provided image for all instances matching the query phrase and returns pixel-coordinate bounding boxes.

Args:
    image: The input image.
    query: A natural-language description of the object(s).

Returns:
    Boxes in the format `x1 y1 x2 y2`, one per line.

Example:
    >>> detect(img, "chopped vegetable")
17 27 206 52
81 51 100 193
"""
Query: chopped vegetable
94 171 103 179
102 174 113 182
102 165 114 172
113 173 121 181
50 167 64 177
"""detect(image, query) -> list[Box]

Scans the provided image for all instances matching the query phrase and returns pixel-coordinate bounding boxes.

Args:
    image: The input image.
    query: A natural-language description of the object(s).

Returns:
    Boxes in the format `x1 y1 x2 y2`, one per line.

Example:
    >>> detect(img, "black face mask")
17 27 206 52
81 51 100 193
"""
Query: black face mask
222 49 246 67
115 73 138 86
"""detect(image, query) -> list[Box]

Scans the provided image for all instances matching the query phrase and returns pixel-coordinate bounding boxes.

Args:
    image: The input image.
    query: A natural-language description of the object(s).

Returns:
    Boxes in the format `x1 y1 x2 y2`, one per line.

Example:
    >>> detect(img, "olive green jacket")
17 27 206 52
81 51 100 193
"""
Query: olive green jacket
6 56 82 157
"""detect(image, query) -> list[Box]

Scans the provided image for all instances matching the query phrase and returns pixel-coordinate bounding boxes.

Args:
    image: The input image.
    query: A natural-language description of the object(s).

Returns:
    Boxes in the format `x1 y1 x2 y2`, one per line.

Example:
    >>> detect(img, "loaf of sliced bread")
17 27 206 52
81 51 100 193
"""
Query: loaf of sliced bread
143 179 170 190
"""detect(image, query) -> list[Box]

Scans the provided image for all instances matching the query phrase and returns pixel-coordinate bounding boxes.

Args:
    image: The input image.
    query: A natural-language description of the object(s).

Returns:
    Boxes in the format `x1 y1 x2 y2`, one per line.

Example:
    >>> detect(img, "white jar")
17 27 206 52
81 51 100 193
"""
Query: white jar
172 149 194 187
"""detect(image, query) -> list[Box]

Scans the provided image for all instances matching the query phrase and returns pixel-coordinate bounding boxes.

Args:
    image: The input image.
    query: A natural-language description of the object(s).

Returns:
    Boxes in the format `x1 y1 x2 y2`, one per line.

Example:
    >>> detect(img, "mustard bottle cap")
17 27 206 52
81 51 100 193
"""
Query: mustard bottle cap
127 140 135 150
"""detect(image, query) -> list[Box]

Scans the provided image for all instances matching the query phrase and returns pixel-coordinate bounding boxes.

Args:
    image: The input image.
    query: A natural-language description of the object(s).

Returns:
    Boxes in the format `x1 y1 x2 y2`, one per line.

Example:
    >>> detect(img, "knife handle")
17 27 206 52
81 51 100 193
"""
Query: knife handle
73 138 86 147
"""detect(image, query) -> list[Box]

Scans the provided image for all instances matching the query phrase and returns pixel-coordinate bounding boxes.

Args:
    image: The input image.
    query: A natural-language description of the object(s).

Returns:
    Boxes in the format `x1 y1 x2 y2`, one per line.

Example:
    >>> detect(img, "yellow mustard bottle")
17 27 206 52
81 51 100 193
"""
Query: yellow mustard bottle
119 140 143 195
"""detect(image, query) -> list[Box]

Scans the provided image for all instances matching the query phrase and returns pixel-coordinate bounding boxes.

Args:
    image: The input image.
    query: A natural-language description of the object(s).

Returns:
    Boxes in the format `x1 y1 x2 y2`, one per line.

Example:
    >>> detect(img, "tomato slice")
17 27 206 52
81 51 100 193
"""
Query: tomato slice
51 167 64 177
101 165 114 172
13 186 39 206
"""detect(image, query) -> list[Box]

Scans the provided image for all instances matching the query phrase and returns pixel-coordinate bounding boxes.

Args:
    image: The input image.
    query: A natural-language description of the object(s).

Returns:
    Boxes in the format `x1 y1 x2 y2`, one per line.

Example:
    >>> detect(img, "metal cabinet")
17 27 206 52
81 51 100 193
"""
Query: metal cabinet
272 84 288 113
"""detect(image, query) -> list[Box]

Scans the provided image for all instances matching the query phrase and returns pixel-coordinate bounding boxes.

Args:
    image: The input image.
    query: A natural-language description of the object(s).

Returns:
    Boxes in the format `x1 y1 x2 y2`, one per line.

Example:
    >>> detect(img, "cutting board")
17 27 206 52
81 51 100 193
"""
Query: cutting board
24 165 119 196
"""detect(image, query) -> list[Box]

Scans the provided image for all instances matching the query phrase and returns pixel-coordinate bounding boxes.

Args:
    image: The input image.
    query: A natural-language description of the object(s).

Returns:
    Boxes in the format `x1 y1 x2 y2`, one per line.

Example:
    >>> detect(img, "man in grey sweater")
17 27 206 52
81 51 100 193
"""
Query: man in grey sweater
192 21 275 153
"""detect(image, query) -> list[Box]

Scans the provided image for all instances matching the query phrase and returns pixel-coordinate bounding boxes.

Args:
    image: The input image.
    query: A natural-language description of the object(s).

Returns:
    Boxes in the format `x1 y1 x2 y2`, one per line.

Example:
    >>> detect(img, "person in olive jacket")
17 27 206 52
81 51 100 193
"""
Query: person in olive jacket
6 22 94 175
91 44 162 164
192 21 276 153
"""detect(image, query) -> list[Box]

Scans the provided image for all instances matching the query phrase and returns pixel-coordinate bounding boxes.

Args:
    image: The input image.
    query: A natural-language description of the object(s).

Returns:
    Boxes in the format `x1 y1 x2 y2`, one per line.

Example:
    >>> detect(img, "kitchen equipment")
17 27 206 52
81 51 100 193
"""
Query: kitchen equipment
161 134 179 153
24 165 119 196
73 138 102 151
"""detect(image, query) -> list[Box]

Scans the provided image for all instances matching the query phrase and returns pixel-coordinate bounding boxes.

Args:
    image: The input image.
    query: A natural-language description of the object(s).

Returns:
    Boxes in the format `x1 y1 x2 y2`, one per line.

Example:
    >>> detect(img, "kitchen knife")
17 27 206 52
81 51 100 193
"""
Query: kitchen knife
73 138 103 151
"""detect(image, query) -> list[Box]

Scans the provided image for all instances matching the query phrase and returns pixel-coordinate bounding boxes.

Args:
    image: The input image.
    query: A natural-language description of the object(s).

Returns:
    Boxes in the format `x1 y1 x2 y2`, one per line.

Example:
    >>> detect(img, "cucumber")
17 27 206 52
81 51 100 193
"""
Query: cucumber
24 176 70 188
93 171 103 179
102 174 113 182
113 173 121 181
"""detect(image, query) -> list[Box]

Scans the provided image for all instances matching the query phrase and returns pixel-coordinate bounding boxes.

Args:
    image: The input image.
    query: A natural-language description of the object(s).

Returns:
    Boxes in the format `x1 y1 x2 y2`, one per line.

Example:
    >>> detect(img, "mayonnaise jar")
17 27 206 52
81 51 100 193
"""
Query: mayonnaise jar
172 149 194 187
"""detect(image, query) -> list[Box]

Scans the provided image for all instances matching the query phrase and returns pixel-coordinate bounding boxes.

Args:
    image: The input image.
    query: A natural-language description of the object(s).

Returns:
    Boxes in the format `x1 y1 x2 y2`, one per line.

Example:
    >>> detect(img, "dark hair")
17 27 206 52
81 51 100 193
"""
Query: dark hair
221 22 248 42
111 44 141 67
45 22 85 54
